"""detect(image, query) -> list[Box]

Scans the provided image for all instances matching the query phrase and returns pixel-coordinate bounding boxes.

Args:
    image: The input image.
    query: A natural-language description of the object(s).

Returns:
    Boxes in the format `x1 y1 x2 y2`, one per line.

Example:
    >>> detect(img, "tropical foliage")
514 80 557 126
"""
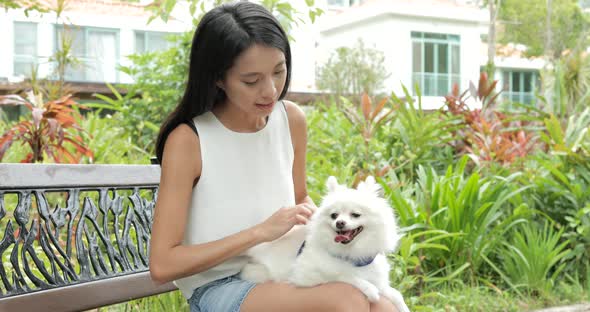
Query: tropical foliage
0 92 92 163
1 1 589 311
316 39 391 101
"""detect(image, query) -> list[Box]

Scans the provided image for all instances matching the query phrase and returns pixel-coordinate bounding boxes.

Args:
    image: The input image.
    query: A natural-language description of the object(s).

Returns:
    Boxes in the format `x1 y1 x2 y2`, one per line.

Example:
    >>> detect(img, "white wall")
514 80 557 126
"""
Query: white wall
289 1 323 93
0 14 14 82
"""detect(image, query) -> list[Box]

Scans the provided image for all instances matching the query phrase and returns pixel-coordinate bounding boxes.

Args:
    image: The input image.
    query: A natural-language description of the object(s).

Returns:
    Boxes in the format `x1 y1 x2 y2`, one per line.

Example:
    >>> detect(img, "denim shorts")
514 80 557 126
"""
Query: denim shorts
188 274 257 312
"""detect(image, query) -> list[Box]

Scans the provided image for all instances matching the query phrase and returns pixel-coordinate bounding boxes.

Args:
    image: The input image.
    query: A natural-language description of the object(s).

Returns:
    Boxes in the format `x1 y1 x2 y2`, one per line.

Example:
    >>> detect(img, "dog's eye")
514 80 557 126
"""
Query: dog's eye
351 213 361 218
330 213 338 220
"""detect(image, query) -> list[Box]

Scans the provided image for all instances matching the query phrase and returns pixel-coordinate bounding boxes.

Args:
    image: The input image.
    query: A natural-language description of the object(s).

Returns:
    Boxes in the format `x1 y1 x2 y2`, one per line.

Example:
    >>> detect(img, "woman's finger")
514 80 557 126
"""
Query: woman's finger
298 205 313 218
295 214 308 225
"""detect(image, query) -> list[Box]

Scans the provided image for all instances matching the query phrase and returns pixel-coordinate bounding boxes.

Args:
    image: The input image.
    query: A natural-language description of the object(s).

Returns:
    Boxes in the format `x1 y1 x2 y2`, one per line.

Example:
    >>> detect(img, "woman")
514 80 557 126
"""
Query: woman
149 2 399 311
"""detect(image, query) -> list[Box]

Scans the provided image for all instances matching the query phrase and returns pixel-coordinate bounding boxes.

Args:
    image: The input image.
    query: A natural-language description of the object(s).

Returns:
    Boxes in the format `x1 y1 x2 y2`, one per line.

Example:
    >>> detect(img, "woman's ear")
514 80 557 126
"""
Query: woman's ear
216 81 225 91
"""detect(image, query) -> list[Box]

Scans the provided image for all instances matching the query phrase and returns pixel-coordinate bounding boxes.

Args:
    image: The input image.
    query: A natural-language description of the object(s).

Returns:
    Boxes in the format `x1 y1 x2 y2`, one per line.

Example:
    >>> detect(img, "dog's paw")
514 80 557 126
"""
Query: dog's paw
358 283 380 303
383 287 410 312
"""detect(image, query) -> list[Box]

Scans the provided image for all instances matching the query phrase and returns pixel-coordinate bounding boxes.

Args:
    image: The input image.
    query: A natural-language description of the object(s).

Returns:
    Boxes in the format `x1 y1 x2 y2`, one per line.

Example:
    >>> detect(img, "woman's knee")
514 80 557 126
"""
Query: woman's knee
241 282 371 312
370 296 400 312
323 283 370 312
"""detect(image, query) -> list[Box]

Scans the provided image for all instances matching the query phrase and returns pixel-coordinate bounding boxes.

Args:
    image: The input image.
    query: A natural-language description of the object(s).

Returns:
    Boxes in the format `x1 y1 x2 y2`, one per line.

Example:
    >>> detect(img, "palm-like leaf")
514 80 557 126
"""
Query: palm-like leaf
0 92 92 163
499 221 571 295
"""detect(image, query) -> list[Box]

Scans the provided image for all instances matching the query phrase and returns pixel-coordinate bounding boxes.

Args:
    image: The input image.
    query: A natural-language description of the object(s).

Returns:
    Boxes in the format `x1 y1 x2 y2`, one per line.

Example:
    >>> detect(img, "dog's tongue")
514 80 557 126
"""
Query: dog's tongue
335 230 353 243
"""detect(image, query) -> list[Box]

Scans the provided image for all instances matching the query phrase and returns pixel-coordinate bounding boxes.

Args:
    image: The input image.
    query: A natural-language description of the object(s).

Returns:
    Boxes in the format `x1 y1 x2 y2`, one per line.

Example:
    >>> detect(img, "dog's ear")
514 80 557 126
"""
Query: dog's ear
326 176 339 192
358 176 384 197
365 176 376 185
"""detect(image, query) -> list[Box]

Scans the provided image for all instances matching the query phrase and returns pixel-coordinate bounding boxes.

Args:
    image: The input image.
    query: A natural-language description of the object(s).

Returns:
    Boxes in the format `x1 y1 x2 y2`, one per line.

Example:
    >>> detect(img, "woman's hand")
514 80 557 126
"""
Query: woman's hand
254 203 314 242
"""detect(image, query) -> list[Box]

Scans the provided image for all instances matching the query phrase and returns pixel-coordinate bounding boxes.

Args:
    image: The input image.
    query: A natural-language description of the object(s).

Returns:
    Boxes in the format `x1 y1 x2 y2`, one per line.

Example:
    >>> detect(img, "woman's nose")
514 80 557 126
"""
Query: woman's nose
261 77 277 99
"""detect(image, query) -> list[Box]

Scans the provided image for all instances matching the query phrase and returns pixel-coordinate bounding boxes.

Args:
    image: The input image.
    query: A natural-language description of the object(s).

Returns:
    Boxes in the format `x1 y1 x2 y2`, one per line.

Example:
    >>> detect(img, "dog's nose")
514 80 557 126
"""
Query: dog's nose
336 220 346 229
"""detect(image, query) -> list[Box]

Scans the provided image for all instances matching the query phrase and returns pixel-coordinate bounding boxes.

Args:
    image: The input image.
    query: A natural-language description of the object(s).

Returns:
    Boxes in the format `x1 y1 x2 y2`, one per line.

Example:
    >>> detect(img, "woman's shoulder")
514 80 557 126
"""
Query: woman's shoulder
282 100 306 128
168 123 200 146
162 124 201 174
281 100 307 150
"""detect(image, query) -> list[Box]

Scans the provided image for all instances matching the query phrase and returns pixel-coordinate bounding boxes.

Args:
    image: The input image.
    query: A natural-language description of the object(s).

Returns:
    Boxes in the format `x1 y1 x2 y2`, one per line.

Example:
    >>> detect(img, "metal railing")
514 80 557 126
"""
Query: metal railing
412 72 461 96
0 164 176 312
503 91 536 106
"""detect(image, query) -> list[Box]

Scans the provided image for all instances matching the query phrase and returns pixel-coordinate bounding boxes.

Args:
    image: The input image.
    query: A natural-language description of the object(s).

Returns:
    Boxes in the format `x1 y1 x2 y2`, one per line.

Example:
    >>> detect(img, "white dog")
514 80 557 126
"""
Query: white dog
240 176 410 312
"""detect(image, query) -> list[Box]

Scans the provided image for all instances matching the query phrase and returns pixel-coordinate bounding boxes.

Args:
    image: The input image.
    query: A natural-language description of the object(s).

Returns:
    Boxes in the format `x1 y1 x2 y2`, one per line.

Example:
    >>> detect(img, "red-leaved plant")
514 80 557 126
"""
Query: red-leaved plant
444 72 540 166
0 91 92 163
341 93 394 186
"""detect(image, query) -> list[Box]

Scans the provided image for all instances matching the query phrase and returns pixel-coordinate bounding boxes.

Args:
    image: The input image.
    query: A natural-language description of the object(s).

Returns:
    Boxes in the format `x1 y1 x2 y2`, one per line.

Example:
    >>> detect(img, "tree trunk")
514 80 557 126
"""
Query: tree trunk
486 0 497 81
543 0 554 114
482 0 500 102
545 0 553 60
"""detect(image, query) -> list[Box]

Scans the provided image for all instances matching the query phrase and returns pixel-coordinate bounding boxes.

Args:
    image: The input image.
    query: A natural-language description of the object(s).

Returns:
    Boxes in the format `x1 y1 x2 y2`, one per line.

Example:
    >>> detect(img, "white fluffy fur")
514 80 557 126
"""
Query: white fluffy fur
240 176 410 312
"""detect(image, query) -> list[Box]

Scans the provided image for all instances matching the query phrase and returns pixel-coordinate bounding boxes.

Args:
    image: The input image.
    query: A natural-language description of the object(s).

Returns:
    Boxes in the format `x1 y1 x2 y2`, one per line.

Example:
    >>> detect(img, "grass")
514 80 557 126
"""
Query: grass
96 290 187 312
94 280 590 312
409 281 589 312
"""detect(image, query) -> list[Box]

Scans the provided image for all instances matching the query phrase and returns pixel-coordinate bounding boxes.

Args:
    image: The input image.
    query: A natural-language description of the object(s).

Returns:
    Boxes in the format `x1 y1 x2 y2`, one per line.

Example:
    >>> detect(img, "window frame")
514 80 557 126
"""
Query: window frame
501 69 540 106
411 31 461 97
13 21 38 77
54 25 120 83
134 31 173 54
327 0 362 7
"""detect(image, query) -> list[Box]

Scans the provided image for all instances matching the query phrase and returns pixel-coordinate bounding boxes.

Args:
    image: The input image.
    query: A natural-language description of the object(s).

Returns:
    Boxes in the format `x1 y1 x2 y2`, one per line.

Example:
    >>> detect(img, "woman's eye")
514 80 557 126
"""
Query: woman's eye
244 80 258 86
274 70 285 75
351 213 361 218
330 213 338 220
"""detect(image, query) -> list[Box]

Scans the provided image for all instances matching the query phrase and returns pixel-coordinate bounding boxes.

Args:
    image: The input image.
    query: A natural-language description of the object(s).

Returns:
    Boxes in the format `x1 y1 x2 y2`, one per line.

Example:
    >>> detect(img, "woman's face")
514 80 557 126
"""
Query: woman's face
218 44 287 117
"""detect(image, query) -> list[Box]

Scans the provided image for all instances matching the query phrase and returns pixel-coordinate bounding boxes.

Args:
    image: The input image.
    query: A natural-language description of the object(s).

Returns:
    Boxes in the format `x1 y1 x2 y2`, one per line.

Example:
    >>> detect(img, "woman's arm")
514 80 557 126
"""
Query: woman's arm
149 124 312 284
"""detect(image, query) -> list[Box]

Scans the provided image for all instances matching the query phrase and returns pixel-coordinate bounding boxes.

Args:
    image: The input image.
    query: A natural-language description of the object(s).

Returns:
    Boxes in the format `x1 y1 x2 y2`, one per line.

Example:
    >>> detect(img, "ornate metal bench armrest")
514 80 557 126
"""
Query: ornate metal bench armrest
0 164 176 311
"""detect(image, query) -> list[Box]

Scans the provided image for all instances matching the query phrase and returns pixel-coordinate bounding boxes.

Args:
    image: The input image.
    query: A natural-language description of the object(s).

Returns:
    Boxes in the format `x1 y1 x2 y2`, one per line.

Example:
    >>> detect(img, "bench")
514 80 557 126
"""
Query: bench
0 163 177 311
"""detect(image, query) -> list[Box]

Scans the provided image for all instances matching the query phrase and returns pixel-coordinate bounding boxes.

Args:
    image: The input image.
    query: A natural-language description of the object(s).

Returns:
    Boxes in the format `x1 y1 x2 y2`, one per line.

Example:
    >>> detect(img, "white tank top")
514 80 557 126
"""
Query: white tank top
173 102 296 299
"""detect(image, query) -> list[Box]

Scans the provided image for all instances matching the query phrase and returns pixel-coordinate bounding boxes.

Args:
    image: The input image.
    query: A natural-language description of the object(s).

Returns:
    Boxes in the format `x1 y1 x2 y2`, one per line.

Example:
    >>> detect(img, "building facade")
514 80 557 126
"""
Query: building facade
0 0 189 85
314 0 488 109
0 0 547 109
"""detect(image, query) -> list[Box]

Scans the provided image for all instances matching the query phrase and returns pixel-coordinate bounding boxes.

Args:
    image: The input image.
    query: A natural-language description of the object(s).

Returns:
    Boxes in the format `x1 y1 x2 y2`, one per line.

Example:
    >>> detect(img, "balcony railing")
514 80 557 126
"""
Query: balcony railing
412 72 461 96
503 91 536 106
12 57 120 83
62 57 119 83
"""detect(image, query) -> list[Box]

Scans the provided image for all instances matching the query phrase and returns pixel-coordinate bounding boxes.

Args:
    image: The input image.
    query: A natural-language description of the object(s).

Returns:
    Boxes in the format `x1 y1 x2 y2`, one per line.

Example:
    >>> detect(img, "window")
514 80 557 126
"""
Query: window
501 70 539 105
14 22 37 77
135 31 173 54
327 0 363 7
412 32 460 96
55 26 119 82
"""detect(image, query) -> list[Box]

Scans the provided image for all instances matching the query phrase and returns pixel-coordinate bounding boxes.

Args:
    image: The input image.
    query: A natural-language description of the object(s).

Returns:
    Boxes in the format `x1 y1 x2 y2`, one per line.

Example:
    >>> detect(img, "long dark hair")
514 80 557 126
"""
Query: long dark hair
155 1 292 164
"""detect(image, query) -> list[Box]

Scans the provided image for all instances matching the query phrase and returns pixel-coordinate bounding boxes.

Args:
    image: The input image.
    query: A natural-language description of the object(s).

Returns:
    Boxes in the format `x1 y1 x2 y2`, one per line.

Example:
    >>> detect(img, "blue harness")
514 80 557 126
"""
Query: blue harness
297 241 376 267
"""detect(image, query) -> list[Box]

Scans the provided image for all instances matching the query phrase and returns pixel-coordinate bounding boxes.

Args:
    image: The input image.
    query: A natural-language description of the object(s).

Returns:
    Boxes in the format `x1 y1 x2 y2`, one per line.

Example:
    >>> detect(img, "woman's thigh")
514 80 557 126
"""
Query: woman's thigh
240 281 372 312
